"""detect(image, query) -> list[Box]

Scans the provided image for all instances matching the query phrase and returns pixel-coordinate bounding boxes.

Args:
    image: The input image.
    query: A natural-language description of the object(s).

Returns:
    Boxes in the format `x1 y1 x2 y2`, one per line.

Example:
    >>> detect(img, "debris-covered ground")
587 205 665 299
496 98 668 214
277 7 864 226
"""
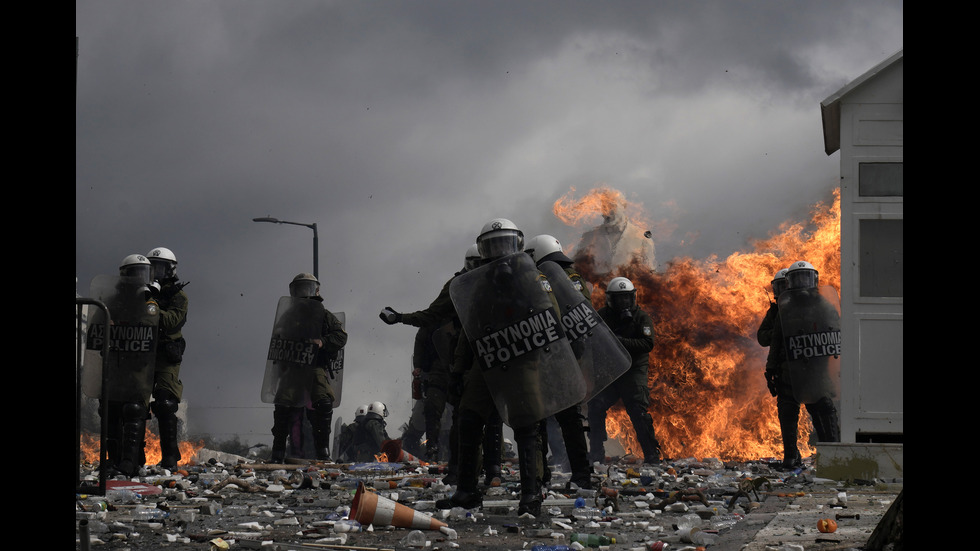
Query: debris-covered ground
76 451 902 550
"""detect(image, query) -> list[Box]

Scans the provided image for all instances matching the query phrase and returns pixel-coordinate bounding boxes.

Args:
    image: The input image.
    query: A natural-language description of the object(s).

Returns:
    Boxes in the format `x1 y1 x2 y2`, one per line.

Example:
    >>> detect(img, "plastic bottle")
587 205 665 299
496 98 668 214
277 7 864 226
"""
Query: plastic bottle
675 512 702 531
399 530 426 548
132 506 168 521
569 533 616 547
571 507 603 521
332 519 362 533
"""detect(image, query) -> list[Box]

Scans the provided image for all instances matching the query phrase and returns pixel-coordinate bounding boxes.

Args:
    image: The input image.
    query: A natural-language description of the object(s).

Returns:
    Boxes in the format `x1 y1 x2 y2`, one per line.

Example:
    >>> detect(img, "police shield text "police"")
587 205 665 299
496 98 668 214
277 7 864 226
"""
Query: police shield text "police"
473 308 563 370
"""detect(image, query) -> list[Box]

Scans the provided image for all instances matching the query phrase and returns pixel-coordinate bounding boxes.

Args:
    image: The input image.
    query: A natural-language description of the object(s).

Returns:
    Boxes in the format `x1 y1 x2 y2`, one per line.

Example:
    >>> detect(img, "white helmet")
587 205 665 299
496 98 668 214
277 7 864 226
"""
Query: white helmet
786 260 819 289
147 247 178 280
476 218 524 260
770 268 790 298
367 401 389 417
119 254 152 284
289 272 319 298
464 243 481 271
525 234 573 265
355 404 369 418
606 276 636 311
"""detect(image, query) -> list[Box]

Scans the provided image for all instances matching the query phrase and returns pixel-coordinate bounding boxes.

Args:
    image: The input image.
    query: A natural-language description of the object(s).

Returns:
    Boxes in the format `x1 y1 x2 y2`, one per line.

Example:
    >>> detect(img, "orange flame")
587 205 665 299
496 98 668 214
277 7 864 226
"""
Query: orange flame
557 186 841 461
79 429 205 467
374 452 389 463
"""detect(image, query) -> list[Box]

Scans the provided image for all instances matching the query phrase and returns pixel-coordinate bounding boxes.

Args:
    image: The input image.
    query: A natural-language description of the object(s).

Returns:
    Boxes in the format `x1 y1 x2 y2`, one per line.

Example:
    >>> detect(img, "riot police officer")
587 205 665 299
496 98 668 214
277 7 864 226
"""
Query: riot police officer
587 276 663 464
758 268 789 396
146 247 189 470
438 218 582 517
379 245 494 479
336 404 369 462
352 401 391 461
765 261 841 470
268 273 348 462
101 254 159 476
525 234 594 489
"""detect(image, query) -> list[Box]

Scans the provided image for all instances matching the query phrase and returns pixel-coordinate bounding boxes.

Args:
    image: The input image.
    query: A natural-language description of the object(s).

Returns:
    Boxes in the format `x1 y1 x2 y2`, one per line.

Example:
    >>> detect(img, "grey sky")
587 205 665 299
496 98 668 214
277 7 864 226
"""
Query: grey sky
75 1 903 446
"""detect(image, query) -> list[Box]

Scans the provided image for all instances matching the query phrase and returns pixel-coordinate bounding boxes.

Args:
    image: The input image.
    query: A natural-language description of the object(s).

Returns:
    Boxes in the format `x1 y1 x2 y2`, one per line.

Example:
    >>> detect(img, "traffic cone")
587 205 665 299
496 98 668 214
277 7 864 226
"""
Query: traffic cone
380 439 421 463
350 481 447 530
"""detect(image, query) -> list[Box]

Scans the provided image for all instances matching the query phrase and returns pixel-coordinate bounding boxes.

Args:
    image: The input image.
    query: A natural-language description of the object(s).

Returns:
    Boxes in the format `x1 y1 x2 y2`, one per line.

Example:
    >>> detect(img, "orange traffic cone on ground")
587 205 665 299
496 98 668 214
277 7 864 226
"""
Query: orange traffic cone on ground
380 439 421 463
349 481 447 530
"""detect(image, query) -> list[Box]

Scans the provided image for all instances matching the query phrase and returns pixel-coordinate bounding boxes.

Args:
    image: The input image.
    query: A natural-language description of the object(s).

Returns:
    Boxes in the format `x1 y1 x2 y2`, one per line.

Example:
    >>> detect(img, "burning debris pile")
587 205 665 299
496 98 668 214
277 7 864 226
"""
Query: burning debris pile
554 186 842 462
76 452 898 550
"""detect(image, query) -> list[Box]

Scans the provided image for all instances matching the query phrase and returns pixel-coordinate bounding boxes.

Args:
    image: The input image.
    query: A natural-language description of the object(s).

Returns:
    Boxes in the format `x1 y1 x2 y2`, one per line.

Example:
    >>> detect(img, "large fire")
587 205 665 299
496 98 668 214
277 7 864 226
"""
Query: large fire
79 429 204 467
554 186 841 461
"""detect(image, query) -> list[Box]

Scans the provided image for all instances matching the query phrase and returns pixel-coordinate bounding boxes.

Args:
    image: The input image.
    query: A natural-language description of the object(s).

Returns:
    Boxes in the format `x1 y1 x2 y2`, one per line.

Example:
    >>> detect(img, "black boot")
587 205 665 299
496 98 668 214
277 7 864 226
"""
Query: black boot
442 408 460 485
270 405 292 463
483 416 503 484
152 396 181 470
557 406 592 489
436 411 484 509
777 396 802 469
310 399 334 460
537 419 552 488
514 425 542 517
808 398 841 443
116 402 148 477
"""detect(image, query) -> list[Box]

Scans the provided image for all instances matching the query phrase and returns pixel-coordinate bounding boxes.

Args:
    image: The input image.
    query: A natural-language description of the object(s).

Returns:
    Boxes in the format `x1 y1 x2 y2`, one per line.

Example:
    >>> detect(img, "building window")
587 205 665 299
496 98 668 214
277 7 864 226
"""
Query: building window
859 219 903 297
859 162 903 197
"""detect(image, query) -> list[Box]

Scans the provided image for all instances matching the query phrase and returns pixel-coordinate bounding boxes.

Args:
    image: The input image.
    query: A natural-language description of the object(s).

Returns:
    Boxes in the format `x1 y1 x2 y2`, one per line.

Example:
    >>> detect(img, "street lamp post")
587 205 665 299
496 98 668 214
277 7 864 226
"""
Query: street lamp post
253 217 319 280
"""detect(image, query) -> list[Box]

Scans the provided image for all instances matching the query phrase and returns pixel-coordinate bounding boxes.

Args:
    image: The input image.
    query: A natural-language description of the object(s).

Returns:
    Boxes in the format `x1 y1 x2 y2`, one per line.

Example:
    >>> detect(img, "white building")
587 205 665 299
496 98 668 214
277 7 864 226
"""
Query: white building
819 50 903 477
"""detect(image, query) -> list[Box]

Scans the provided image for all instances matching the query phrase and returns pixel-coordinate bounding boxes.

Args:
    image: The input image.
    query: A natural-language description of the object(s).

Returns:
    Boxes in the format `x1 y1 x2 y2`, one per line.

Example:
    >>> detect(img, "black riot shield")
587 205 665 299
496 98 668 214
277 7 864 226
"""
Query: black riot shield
538 261 631 401
325 311 346 408
82 274 159 403
261 296 327 408
449 252 587 428
778 285 842 404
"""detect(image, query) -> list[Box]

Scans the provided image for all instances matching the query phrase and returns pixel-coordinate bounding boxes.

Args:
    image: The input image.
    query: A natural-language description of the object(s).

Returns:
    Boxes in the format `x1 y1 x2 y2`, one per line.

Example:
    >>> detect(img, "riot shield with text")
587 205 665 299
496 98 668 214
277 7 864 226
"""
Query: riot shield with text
778 285 842 404
261 296 326 407
538 261 631 401
449 253 587 428
325 311 345 408
82 274 159 403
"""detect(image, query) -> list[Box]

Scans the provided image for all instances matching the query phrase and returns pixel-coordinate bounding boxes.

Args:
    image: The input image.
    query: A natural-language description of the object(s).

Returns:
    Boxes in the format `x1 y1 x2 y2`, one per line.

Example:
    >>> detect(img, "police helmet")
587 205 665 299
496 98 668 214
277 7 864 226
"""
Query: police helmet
367 401 389 417
476 218 524 260
606 276 636 311
525 234 573 266
289 272 319 298
355 404 369 418
786 261 819 290
771 268 790 298
147 247 178 280
119 254 153 285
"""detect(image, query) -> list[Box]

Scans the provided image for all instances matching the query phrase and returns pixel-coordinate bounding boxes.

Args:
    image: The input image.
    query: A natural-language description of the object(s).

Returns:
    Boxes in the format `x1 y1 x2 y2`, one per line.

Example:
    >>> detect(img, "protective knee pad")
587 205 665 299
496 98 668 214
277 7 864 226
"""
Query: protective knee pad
151 397 179 420
122 402 148 423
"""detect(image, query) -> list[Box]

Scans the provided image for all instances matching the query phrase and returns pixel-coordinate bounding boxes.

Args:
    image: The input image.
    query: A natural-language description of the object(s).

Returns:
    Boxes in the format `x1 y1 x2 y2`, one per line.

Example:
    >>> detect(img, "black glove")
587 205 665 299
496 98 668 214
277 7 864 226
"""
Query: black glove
379 307 402 325
764 370 779 397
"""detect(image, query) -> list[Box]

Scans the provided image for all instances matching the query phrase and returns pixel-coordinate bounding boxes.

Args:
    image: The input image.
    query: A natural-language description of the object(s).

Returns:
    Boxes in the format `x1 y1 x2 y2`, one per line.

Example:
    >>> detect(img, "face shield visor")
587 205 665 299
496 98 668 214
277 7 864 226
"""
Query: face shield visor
771 277 789 298
289 279 319 298
477 230 523 260
607 291 636 311
786 269 818 290
150 259 177 281
121 263 153 285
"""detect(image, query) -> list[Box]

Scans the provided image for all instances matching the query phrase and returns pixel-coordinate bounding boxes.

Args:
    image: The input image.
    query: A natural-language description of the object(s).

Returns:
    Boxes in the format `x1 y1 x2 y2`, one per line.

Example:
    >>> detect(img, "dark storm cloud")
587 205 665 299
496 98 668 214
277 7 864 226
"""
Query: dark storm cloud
76 0 902 443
